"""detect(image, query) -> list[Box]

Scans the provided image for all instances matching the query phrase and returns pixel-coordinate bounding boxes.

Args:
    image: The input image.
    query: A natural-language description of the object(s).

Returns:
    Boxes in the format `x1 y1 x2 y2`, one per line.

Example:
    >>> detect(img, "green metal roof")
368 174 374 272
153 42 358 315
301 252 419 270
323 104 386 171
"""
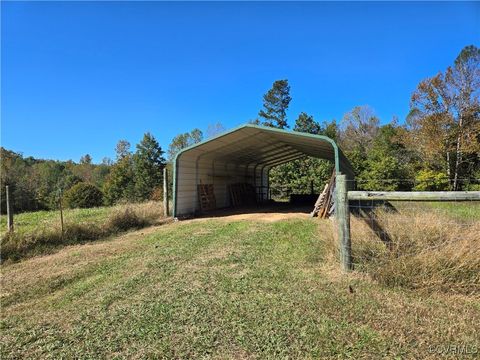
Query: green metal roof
173 124 354 216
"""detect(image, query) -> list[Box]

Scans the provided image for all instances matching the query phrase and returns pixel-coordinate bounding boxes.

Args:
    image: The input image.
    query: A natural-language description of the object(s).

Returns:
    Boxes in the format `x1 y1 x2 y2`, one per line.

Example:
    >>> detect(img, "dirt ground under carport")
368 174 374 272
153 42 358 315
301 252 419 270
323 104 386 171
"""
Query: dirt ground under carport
190 202 314 222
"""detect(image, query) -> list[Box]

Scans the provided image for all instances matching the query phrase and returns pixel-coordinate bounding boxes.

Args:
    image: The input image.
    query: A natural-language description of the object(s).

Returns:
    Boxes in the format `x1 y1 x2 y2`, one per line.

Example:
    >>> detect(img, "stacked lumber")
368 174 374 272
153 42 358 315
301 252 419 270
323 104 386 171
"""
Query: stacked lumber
310 171 336 218
229 183 257 207
197 183 216 212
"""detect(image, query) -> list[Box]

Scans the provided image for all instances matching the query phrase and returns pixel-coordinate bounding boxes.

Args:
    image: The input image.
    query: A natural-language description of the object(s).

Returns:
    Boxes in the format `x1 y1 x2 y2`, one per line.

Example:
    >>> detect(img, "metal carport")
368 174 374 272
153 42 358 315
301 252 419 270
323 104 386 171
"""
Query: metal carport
173 124 354 217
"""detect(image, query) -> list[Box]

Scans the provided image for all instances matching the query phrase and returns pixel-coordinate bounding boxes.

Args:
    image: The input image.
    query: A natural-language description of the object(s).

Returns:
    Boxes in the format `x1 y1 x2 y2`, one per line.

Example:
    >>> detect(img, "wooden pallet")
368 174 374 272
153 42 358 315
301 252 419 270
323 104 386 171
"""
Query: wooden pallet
197 183 216 212
229 183 257 207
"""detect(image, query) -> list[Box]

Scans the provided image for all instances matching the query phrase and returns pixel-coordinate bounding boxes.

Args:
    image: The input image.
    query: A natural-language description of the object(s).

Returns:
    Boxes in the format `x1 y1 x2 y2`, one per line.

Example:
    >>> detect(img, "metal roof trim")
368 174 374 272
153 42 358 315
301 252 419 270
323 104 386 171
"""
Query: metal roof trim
172 124 354 217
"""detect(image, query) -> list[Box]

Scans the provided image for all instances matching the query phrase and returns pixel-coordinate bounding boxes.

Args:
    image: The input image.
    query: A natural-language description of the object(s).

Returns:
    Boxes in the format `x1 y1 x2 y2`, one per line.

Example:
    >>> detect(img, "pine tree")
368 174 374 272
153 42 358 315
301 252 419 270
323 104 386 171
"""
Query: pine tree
133 132 166 201
293 112 321 134
259 80 292 129
79 154 92 164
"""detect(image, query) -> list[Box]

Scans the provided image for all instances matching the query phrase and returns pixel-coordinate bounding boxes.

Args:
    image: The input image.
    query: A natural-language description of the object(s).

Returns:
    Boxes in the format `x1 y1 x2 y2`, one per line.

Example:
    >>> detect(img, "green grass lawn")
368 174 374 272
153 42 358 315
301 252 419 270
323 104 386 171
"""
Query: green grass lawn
0 206 115 237
0 202 165 262
1 218 478 358
389 201 480 221
425 201 480 220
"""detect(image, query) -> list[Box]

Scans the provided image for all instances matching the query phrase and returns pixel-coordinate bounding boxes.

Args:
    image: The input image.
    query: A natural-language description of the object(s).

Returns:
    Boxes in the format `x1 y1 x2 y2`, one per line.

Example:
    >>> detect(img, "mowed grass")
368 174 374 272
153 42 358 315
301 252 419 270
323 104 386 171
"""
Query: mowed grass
1 218 479 358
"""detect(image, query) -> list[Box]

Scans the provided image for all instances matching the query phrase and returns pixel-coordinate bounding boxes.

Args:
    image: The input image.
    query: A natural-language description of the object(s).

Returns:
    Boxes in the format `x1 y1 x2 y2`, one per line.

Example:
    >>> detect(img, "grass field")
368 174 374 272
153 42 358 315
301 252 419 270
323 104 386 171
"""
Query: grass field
0 202 166 263
1 216 479 358
0 206 113 236
426 201 480 220
0 202 168 237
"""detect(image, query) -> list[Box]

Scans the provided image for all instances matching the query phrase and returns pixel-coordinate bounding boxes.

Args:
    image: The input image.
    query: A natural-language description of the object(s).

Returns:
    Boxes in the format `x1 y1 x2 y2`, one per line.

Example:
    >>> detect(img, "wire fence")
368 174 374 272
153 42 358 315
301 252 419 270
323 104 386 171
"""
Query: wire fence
343 179 480 294
0 200 165 240
267 175 480 202
352 177 480 191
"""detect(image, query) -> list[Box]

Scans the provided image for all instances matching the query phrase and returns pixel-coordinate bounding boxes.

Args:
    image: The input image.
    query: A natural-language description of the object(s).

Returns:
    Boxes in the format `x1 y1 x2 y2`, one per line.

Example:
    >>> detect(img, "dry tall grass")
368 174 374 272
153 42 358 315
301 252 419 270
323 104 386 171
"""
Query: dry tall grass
1 202 166 263
348 207 480 295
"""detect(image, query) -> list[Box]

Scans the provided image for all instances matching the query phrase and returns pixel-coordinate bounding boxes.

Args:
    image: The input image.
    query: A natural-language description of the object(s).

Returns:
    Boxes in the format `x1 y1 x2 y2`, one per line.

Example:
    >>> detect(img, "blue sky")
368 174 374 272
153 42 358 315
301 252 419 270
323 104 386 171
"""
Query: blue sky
2 1 479 163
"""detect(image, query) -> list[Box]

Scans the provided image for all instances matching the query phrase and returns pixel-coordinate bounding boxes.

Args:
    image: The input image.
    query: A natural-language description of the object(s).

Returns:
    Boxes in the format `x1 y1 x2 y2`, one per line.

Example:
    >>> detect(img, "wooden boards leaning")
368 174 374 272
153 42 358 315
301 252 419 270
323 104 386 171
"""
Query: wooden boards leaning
197 183 216 212
310 171 336 218
229 183 257 207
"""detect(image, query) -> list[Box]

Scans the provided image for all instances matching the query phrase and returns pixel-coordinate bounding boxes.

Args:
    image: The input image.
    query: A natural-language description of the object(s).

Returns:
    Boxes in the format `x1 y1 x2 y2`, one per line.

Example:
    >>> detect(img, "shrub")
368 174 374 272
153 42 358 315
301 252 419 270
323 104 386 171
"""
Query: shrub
106 207 147 231
359 156 401 191
465 183 480 191
150 186 164 201
413 170 449 191
464 170 480 190
0 223 104 262
64 183 104 209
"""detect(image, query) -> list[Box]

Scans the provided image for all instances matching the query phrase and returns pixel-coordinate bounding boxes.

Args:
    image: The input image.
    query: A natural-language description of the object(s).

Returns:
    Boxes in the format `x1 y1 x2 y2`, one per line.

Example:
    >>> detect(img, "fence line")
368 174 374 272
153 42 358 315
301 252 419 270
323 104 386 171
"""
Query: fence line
348 191 480 201
336 177 480 271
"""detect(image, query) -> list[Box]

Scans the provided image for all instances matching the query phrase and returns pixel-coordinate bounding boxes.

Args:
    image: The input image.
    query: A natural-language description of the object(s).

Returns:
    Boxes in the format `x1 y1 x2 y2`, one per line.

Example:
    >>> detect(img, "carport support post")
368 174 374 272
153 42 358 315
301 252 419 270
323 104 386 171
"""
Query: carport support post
163 167 169 216
336 174 352 271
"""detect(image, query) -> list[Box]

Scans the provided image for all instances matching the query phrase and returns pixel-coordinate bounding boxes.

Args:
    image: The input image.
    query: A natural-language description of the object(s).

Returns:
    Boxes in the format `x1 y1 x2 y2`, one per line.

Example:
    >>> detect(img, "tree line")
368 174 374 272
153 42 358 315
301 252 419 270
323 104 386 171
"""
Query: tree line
0 123 227 213
255 45 480 194
1 133 167 212
1 45 478 213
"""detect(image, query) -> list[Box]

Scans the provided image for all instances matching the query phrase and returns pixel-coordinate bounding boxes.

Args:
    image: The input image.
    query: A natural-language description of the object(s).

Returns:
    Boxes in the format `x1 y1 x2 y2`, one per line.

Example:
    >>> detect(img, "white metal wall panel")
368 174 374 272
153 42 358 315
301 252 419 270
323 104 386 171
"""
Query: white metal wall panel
174 124 354 217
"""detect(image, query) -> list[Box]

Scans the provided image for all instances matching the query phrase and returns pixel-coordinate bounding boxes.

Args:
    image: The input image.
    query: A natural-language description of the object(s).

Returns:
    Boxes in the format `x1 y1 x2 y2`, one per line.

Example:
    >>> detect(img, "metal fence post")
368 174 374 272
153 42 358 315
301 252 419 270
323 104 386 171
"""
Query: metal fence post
163 167 169 216
336 174 352 270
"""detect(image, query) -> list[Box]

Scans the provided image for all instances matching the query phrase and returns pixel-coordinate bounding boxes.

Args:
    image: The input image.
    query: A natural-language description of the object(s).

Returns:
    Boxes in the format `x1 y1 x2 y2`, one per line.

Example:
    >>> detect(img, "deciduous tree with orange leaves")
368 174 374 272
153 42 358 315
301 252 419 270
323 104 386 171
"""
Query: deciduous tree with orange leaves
407 45 480 190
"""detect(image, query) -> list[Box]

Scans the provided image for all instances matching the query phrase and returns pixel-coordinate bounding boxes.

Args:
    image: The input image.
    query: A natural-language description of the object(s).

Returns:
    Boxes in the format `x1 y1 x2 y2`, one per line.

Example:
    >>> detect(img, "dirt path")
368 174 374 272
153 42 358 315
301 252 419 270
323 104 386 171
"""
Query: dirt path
190 211 310 223
186 204 313 223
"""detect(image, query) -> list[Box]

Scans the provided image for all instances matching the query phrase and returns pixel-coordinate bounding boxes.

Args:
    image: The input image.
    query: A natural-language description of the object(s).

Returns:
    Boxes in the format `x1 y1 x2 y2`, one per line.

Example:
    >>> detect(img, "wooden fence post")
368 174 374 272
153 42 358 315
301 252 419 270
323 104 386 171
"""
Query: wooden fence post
163 167 169 216
336 174 352 271
6 185 14 232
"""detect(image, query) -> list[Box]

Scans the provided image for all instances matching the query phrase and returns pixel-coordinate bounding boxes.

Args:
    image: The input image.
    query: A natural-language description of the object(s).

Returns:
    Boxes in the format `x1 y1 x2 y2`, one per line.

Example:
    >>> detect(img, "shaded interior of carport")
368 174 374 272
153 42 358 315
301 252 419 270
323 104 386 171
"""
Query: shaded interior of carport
173 124 354 218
